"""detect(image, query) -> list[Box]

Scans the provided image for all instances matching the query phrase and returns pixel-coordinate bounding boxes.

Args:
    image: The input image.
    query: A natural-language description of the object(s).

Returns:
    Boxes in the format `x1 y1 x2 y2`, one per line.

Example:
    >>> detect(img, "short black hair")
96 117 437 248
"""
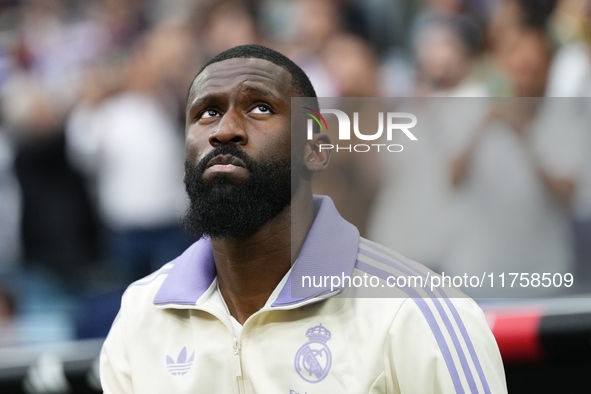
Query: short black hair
189 44 317 100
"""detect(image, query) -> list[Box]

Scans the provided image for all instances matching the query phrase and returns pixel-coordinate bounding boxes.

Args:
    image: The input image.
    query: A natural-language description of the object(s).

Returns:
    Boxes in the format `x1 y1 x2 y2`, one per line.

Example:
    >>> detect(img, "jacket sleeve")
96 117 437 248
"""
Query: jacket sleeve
100 300 134 394
385 297 507 394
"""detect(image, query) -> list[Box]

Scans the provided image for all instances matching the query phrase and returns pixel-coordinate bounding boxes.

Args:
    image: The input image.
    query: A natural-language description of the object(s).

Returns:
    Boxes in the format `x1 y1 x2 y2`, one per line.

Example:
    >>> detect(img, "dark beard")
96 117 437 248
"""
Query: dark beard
182 144 300 240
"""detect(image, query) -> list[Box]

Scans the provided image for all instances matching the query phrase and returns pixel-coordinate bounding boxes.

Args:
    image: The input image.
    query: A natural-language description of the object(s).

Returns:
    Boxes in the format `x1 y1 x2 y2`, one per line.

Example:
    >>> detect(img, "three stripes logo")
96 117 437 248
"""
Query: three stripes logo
166 347 194 376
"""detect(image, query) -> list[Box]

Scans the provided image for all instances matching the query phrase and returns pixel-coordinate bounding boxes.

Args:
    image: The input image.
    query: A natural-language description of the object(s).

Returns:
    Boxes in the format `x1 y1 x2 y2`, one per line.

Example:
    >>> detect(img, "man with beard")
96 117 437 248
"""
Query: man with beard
100 45 506 393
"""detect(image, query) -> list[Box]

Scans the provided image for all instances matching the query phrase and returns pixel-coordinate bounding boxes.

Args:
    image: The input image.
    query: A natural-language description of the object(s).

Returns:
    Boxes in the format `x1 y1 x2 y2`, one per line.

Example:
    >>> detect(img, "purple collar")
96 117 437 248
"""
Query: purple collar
153 195 360 307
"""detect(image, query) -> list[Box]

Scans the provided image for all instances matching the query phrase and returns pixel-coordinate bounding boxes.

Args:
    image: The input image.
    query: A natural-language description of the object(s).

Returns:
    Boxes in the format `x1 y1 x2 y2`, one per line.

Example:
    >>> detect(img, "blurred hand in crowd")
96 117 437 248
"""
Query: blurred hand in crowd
78 61 124 107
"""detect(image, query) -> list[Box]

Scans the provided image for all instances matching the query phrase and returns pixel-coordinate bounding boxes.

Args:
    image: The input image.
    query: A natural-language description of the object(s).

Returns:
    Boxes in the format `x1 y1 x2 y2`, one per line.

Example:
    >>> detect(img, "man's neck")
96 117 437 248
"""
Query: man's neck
212 193 315 325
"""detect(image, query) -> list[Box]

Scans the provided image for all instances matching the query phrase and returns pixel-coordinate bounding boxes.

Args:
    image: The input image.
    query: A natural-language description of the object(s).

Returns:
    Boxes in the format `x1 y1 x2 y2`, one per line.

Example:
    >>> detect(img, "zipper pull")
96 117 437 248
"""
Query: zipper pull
233 337 242 377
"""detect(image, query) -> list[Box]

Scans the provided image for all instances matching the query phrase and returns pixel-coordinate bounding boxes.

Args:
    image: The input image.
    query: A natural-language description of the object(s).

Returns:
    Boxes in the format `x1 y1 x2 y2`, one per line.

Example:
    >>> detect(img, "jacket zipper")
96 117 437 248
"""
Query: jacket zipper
233 337 245 393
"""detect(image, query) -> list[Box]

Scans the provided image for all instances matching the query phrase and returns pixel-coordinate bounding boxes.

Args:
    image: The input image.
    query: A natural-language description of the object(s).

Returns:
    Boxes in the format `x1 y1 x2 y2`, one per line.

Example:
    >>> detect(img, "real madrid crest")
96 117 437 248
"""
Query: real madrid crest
294 324 332 383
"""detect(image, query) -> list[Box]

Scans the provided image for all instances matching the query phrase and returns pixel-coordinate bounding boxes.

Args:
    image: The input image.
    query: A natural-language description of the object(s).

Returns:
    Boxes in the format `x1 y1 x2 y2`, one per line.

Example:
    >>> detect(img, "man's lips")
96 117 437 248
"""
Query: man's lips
206 154 246 168
204 154 247 175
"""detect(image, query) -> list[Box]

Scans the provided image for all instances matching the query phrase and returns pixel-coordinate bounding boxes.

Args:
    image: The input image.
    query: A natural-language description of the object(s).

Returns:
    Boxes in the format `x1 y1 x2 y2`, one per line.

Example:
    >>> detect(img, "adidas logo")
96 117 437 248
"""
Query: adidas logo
166 347 195 376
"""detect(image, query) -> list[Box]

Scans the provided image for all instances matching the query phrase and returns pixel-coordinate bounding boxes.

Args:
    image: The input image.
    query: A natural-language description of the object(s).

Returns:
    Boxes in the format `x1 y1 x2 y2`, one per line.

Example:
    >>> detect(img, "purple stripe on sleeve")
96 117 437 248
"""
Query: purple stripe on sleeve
430 297 479 393
355 260 466 394
436 288 492 394
358 244 466 301
358 246 427 279
356 252 479 392
359 238 427 278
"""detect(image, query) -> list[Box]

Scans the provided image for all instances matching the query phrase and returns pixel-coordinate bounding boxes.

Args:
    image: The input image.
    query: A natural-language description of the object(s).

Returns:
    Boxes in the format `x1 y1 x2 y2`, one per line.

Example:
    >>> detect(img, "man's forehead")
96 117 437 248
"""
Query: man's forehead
189 58 293 101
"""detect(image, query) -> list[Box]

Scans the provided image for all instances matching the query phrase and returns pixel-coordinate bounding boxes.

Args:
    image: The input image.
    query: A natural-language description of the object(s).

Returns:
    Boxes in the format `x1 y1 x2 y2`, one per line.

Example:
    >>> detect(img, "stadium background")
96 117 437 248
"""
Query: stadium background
0 0 590 392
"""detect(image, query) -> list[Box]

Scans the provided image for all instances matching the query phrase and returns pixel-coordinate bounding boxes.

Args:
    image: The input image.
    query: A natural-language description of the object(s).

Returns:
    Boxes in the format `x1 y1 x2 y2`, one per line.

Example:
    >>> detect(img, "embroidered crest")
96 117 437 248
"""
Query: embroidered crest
166 347 194 376
294 324 332 383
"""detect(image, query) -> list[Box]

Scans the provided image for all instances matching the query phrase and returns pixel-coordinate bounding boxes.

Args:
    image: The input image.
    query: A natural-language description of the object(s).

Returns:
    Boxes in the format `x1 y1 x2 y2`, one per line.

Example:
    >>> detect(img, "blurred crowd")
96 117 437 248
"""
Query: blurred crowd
0 0 590 345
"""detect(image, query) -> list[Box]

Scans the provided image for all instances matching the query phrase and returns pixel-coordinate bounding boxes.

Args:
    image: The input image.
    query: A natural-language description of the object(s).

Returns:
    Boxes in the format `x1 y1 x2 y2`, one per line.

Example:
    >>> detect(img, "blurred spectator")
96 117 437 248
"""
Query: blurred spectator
546 0 591 97
412 13 487 96
293 0 341 57
66 25 194 285
546 10 591 285
444 98 583 289
368 13 486 268
367 97 490 271
489 0 557 40
289 0 341 96
502 27 554 97
84 0 146 50
14 128 99 286
322 34 380 97
0 52 100 288
196 0 260 56
345 0 405 54
549 0 591 45
310 35 383 236
485 0 557 96
13 0 112 111
546 41 591 96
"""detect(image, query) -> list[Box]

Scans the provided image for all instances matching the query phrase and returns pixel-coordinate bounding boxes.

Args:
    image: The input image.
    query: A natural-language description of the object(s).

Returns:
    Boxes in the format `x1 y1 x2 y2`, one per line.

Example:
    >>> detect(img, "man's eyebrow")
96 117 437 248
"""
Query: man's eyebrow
243 85 279 100
187 84 284 112
188 93 219 111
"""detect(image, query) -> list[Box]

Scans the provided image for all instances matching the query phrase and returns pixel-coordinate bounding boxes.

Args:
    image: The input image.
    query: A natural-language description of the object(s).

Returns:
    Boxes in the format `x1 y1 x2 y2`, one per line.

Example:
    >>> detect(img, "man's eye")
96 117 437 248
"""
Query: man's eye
251 105 271 114
201 109 220 119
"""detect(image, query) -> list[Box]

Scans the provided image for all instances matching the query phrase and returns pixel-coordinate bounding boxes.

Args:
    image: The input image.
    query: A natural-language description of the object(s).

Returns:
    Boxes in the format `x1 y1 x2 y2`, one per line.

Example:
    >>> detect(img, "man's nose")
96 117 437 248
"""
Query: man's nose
209 110 248 147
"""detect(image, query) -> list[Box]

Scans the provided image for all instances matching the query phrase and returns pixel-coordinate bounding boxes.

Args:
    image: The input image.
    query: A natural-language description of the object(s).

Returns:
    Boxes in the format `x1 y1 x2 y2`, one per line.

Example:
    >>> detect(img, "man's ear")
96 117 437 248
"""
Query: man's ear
304 133 332 172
